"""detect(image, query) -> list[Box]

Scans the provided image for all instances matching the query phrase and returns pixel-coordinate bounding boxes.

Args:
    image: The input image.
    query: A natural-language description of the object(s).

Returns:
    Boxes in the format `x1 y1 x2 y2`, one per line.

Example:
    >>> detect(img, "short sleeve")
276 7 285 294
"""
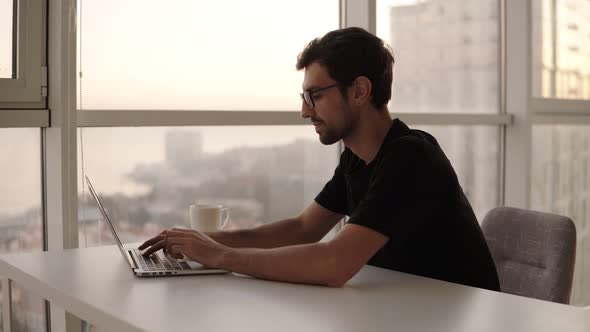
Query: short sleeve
347 139 433 239
314 153 349 216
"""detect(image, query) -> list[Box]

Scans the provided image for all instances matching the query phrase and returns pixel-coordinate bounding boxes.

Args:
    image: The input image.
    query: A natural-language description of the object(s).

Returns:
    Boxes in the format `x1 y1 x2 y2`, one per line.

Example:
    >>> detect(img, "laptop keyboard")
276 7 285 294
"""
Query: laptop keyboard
133 249 191 272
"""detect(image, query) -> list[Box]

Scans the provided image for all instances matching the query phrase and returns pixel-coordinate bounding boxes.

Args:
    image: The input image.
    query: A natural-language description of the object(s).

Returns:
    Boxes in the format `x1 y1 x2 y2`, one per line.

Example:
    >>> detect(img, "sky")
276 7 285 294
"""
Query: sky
76 0 339 110
0 0 12 78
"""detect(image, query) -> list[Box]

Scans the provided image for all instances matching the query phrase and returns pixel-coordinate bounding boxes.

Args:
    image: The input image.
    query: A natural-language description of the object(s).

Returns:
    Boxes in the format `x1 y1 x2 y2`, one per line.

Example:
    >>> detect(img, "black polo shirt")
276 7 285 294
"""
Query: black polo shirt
315 118 500 291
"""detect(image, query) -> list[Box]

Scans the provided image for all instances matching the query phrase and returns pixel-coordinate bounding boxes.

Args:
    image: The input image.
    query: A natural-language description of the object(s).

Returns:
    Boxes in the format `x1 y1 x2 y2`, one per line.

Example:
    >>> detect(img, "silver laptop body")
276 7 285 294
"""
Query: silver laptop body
85 175 228 277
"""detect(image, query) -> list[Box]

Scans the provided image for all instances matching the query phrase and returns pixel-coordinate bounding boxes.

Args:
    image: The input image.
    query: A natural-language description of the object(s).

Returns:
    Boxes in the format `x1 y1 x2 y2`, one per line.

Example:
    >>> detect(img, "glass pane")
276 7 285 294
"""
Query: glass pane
412 125 500 222
77 126 339 247
532 125 590 306
0 129 43 249
0 129 47 331
0 0 14 78
532 0 590 99
10 282 46 332
376 0 500 113
77 0 339 110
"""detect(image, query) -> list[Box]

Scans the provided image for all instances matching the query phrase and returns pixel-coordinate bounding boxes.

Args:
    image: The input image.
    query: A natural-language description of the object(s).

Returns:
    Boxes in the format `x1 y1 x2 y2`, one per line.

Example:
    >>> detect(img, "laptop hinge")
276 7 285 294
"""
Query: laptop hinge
126 250 139 269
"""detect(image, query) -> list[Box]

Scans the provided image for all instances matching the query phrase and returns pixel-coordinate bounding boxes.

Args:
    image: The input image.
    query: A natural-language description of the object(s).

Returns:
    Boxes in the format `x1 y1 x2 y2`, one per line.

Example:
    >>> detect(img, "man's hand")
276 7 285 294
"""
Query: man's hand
139 228 185 254
138 228 229 268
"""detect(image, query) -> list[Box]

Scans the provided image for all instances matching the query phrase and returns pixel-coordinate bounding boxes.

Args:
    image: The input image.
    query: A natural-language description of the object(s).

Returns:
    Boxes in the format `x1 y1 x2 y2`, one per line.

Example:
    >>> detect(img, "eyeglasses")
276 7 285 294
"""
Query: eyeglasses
300 83 339 108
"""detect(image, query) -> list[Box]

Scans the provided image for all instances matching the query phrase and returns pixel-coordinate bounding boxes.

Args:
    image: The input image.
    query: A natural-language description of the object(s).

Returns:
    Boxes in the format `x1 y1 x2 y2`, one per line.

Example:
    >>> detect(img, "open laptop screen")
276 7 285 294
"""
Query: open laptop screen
85 175 134 268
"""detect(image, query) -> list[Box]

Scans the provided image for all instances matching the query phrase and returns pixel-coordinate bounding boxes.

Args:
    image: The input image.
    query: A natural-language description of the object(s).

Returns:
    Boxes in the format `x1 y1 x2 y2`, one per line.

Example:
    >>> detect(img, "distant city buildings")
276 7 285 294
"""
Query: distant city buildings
77 130 337 246
165 130 203 170
531 0 590 99
389 0 499 114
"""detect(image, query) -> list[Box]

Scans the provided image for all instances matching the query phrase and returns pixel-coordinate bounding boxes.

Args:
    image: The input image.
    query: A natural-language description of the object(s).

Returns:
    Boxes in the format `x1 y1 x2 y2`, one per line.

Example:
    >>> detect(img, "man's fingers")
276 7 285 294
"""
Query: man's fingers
141 228 200 258
138 230 167 250
141 240 165 257
167 230 199 238
138 235 163 250
138 237 158 250
170 227 193 233
169 244 187 259
165 237 191 254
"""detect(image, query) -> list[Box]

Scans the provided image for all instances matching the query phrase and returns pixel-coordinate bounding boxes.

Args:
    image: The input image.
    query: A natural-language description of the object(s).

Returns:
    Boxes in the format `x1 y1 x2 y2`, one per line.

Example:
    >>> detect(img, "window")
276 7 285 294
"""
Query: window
0 128 46 332
530 0 590 306
0 129 43 251
0 0 14 79
0 0 44 104
77 126 339 247
77 0 339 111
376 0 500 113
13 0 582 329
531 124 590 306
532 0 590 100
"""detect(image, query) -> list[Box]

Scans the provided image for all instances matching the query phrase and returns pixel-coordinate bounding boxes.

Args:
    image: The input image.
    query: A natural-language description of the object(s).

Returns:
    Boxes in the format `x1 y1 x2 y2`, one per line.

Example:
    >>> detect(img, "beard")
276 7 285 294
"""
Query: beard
318 125 343 145
317 101 357 145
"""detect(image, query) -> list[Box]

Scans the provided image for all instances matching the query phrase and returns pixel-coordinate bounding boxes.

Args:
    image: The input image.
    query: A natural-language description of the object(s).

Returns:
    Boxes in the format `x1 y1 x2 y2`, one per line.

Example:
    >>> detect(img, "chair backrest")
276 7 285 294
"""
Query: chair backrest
481 207 576 304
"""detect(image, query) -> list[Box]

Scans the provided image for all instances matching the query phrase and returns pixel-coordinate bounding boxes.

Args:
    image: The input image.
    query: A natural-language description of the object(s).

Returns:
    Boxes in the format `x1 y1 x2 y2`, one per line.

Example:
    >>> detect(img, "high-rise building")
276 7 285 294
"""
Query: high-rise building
531 0 590 99
389 0 499 114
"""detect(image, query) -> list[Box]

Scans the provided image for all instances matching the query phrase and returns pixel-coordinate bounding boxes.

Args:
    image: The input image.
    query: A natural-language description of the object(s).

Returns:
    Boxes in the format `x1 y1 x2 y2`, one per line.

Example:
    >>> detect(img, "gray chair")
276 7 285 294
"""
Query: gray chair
481 207 576 304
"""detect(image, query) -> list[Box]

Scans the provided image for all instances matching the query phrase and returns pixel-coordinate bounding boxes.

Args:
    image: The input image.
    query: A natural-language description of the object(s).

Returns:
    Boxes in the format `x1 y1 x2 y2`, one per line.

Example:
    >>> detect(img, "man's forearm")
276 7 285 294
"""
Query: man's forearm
217 242 353 287
207 217 314 249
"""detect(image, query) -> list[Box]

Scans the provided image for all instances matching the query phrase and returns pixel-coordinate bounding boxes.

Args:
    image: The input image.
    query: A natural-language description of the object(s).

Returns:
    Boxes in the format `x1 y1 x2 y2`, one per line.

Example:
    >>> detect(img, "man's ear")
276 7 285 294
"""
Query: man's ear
351 76 372 106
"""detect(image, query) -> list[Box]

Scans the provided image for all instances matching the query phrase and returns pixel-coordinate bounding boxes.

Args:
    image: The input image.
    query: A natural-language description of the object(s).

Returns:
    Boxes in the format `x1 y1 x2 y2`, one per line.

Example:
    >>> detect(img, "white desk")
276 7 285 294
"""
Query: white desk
0 245 588 332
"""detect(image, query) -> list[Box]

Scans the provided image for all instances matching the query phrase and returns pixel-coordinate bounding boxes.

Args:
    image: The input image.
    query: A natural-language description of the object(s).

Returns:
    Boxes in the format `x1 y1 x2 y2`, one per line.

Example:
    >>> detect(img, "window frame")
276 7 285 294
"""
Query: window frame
0 0 46 106
3 0 515 245
527 0 590 307
0 0 48 331
70 0 511 244
0 0 546 330
0 2 515 245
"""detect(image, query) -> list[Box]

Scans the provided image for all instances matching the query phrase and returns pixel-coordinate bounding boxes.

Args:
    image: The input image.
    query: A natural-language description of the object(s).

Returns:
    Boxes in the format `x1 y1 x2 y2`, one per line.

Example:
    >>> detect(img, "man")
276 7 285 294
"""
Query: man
140 27 500 291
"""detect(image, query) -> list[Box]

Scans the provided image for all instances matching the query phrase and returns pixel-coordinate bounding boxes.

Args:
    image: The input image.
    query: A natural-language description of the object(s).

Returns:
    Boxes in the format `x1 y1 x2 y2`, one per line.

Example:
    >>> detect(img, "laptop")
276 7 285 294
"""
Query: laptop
85 175 228 277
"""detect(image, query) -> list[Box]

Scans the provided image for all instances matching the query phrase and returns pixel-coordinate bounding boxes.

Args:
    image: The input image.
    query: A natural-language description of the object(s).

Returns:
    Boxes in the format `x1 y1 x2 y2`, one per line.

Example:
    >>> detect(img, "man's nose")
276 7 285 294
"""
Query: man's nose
301 101 314 119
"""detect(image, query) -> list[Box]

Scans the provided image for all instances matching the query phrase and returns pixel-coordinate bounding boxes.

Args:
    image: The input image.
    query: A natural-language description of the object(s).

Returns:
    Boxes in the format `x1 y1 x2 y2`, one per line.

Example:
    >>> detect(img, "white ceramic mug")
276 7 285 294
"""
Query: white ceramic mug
189 204 230 233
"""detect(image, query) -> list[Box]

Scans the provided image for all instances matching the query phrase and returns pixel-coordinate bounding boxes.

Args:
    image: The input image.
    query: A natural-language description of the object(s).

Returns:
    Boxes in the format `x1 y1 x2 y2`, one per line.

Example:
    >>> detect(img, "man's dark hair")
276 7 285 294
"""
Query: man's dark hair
296 27 395 109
